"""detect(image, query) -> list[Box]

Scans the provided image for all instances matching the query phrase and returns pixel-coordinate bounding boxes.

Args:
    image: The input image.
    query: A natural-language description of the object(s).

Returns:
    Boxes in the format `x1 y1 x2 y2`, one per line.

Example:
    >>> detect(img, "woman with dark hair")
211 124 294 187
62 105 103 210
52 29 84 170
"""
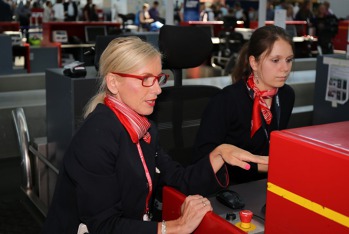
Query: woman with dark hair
193 25 295 184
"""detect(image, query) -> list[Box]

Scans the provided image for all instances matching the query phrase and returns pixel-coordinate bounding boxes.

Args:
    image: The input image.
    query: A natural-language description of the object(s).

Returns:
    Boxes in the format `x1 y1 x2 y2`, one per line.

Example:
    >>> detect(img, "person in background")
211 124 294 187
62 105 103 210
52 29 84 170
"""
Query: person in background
193 25 295 185
219 2 228 16
312 3 339 54
266 0 274 21
90 3 99 21
323 1 334 16
199 2 215 21
64 0 78 21
248 7 258 21
293 1 300 18
43 0 54 22
285 3 297 37
139 3 154 31
41 36 267 233
148 0 165 26
294 0 314 34
274 0 287 10
82 0 93 21
173 0 183 24
148 1 159 22
233 1 249 28
52 0 65 21
0 0 13 21
295 0 314 22
16 0 31 39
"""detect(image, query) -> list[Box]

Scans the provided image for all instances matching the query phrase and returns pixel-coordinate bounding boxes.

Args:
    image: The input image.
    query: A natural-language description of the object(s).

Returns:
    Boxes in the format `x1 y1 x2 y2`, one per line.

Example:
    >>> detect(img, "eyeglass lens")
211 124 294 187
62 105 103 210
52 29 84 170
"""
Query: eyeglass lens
143 74 167 87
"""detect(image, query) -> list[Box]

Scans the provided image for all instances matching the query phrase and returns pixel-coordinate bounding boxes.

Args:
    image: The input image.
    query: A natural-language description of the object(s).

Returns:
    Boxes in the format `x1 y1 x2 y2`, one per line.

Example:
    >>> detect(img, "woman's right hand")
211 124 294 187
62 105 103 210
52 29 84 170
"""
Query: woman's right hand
178 195 212 233
160 195 212 234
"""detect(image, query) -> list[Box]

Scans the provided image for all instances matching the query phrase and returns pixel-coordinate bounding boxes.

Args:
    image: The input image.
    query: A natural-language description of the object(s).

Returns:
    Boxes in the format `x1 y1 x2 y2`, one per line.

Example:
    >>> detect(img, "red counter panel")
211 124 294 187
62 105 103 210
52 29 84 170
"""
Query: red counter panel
265 121 349 233
162 186 245 234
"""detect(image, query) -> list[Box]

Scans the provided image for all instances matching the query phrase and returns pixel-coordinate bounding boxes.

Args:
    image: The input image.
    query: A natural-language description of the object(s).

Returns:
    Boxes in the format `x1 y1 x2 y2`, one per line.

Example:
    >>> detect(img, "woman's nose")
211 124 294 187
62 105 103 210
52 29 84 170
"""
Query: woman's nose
282 61 291 72
152 80 162 95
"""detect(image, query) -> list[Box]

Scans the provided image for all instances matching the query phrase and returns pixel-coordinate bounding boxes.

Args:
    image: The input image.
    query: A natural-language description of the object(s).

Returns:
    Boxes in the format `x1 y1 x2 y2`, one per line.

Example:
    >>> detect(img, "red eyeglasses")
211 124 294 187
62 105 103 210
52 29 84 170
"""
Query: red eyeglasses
111 72 169 87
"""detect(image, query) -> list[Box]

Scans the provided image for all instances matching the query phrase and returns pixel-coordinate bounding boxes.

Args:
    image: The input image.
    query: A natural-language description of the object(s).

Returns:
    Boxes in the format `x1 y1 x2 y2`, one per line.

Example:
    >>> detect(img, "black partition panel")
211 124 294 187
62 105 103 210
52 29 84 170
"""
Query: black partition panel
313 54 349 125
46 67 99 168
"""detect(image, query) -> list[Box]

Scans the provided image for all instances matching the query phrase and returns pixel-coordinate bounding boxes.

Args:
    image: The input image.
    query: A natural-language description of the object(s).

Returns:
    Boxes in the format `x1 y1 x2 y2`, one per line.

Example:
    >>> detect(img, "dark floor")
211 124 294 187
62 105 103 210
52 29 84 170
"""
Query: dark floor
0 157 44 234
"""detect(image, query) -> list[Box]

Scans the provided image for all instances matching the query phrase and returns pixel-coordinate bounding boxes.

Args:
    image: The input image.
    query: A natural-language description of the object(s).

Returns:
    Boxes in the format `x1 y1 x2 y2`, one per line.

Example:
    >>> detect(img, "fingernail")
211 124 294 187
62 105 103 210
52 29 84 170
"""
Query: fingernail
245 164 251 170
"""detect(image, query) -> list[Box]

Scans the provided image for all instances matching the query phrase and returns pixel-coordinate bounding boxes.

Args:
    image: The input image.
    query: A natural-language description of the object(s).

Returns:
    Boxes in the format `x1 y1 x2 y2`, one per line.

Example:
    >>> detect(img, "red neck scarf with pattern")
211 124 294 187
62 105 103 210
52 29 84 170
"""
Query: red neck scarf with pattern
104 95 151 144
246 73 278 138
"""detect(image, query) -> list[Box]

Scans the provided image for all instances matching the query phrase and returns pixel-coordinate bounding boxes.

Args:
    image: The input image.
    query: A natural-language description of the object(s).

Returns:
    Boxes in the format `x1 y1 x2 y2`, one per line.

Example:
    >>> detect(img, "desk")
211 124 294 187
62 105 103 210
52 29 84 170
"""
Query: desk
209 179 266 234
42 22 121 45
0 22 20 33
162 179 266 234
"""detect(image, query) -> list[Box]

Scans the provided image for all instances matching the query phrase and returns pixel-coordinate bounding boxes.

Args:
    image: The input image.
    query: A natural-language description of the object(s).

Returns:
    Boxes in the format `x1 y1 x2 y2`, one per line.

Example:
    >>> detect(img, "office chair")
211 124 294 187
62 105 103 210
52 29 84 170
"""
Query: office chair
149 25 220 166
158 25 213 87
149 85 220 166
211 30 244 75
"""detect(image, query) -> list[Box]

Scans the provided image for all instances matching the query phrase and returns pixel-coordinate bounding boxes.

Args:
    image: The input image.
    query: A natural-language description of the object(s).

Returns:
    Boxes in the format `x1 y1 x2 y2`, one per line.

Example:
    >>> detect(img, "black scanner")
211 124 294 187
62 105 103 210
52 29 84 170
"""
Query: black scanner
63 61 86 78
216 189 245 210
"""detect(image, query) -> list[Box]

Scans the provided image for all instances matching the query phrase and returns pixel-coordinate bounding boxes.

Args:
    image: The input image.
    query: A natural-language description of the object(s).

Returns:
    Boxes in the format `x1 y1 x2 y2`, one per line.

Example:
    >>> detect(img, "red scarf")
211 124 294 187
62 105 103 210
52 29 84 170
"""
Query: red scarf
247 74 278 138
104 95 151 144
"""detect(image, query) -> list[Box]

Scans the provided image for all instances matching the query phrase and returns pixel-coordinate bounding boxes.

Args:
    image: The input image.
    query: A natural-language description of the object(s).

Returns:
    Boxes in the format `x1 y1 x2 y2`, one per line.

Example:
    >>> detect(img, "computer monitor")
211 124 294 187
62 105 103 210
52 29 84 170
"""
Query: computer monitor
52 30 68 43
93 33 147 71
84 26 107 44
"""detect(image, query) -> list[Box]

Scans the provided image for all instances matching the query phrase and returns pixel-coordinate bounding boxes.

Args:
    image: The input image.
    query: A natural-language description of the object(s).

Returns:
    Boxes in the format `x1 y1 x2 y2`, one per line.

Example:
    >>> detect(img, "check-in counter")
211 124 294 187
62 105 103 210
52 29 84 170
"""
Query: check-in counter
267 121 349 233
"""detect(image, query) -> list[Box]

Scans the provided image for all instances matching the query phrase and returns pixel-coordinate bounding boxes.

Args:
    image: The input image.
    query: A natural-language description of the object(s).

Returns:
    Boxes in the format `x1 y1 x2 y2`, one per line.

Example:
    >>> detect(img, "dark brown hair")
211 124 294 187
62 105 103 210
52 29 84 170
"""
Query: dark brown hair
231 25 294 83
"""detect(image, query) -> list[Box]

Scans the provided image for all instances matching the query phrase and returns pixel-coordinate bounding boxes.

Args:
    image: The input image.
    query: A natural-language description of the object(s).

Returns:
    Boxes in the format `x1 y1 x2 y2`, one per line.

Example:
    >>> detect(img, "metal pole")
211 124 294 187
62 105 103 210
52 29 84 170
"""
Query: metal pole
258 0 267 28
165 0 174 25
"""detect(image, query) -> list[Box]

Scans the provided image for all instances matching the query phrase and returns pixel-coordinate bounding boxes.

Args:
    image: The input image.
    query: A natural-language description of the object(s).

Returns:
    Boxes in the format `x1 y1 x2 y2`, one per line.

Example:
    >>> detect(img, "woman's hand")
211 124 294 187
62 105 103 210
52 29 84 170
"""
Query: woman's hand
210 144 269 173
257 156 269 172
178 195 212 233
159 195 212 234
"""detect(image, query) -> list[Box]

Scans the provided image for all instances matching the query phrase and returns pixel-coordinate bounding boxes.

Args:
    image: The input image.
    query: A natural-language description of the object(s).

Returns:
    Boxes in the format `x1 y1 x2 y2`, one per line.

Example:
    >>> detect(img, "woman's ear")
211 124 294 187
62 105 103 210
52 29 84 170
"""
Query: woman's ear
249 55 258 72
106 73 119 95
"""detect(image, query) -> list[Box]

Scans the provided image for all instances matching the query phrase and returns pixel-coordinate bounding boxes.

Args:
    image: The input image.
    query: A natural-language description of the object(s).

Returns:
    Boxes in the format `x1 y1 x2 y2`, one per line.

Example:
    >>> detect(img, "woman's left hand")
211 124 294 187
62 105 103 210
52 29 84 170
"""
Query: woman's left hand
210 144 269 172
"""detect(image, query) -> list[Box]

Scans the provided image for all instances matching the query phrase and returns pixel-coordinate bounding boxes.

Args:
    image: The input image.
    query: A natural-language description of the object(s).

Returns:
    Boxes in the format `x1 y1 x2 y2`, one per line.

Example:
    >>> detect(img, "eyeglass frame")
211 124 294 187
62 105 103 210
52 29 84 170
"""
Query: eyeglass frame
111 72 169 87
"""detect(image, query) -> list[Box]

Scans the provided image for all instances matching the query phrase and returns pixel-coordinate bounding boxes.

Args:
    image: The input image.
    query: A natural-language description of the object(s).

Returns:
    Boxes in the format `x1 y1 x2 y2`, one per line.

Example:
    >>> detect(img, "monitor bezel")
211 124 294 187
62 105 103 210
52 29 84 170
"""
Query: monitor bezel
84 25 107 44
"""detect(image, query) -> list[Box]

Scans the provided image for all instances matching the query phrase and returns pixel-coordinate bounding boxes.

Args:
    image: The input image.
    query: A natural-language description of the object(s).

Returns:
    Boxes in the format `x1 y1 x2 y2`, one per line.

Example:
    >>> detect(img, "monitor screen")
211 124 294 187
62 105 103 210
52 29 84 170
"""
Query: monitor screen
84 26 107 44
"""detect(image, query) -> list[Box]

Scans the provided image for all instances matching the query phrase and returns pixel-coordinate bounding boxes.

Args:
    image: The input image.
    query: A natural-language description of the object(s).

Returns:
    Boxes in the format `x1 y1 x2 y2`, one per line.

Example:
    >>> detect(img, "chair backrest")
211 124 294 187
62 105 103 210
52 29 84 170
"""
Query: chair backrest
158 25 213 86
149 85 221 166
162 186 246 234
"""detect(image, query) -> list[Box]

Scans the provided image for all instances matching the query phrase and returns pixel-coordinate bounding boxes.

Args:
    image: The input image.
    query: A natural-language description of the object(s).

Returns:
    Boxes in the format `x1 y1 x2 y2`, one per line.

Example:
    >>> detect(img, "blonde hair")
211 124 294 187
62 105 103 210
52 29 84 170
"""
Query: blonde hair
83 36 161 118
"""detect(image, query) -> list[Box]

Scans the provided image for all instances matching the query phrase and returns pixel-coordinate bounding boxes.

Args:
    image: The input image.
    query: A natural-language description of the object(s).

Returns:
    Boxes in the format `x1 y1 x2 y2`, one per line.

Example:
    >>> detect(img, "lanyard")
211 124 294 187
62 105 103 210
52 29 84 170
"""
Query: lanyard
261 94 281 142
136 143 153 221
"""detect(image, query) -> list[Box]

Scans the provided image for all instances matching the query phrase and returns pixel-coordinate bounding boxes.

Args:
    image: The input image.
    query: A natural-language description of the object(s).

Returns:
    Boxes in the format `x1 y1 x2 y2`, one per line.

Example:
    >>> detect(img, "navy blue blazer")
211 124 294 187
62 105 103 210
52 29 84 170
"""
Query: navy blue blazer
42 104 227 233
194 79 295 184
